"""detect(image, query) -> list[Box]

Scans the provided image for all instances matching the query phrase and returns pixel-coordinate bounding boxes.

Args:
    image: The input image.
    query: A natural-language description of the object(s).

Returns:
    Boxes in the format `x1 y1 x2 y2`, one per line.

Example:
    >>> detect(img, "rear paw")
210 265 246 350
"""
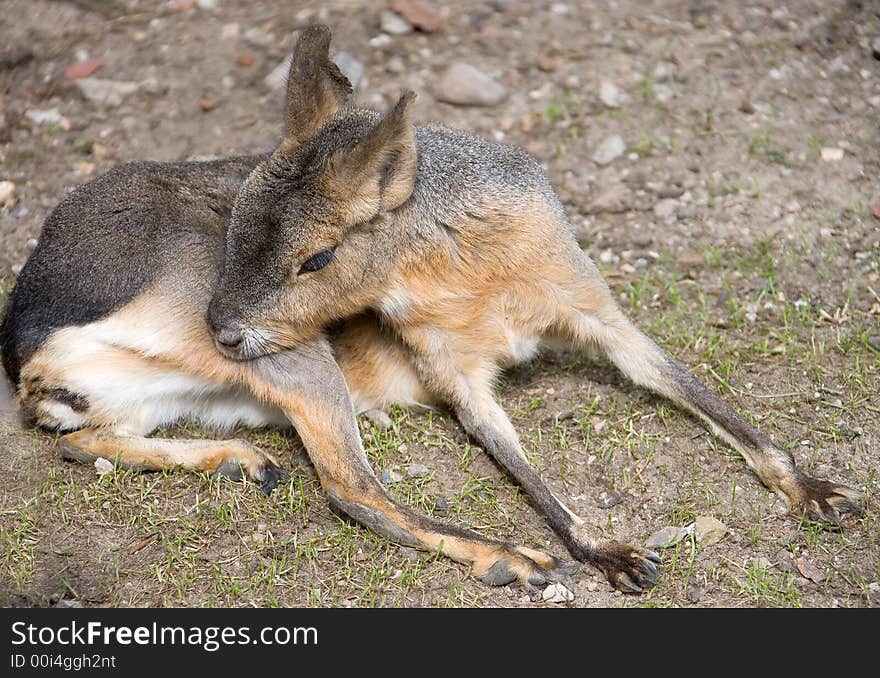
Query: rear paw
788 474 863 527
477 546 573 588
256 460 290 494
593 542 661 594
211 447 290 494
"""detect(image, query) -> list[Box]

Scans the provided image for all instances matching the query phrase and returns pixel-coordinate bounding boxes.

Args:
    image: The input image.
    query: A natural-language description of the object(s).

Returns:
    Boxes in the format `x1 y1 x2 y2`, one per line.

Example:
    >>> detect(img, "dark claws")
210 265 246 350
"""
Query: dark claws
211 459 244 482
639 559 659 581
793 476 863 529
618 577 643 594
594 542 662 593
481 560 518 587
259 464 290 495
528 571 548 587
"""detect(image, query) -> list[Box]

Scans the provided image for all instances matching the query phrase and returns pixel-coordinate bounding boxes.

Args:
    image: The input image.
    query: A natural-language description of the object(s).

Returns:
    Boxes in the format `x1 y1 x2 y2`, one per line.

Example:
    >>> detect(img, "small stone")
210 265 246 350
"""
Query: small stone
599 79 624 108
433 497 449 516
65 58 105 81
542 582 574 604
94 457 114 475
686 583 702 603
868 582 880 593
385 56 406 74
76 78 140 108
264 55 292 90
55 599 83 609
738 99 755 114
0 181 15 208
592 134 626 165
197 0 218 9
435 63 508 106
139 77 167 96
679 251 704 270
598 490 624 509
24 108 69 129
536 56 559 72
389 0 445 32
11 263 24 276
870 204 880 220
165 0 197 13
751 556 772 570
335 52 365 91
236 52 255 67
199 97 216 112
405 463 430 478
645 526 690 549
91 142 113 160
381 10 413 35
73 161 96 175
26 238 38 251
868 335 880 353
653 198 679 219
221 23 240 39
653 83 673 103
244 27 273 47
694 516 727 547
380 468 403 484
369 34 392 48
585 183 631 214
820 147 844 162
873 37 880 60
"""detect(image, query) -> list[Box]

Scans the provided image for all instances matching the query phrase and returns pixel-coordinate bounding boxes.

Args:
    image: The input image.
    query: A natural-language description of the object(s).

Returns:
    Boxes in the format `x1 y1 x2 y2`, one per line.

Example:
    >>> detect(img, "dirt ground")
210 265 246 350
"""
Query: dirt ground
0 0 878 608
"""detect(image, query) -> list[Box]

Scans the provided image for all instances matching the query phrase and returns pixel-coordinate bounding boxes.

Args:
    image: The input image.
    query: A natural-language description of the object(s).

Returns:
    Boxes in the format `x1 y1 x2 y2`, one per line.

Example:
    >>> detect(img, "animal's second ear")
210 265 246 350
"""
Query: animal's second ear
323 91 418 215
283 24 352 148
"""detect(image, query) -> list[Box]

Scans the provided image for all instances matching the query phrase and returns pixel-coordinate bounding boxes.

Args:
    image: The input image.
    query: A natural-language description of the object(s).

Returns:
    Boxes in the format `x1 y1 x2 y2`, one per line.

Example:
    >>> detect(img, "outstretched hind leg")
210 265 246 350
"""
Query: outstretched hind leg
59 429 289 493
555 277 862 526
394 324 660 593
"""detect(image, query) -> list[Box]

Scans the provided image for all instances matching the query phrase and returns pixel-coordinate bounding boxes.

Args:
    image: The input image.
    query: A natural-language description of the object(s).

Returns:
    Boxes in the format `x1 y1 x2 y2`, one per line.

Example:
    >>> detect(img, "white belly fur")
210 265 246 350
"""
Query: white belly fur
24 313 288 435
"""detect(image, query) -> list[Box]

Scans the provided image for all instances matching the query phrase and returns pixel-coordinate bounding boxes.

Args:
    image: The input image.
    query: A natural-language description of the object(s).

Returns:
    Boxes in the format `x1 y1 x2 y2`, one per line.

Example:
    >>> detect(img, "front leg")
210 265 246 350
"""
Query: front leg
237 338 569 586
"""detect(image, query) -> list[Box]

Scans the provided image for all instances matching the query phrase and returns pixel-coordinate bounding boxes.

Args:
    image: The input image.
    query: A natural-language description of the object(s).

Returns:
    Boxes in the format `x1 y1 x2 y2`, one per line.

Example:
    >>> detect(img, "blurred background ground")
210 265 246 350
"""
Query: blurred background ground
0 0 878 608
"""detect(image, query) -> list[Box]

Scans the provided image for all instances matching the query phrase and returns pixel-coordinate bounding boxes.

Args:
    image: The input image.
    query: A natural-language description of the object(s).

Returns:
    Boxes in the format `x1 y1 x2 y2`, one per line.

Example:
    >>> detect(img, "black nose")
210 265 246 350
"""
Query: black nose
207 307 245 352
215 327 244 350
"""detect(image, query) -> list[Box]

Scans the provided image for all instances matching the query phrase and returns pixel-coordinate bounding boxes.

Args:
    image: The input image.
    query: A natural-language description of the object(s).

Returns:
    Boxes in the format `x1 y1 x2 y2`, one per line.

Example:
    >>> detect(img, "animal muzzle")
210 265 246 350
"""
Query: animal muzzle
206 303 249 359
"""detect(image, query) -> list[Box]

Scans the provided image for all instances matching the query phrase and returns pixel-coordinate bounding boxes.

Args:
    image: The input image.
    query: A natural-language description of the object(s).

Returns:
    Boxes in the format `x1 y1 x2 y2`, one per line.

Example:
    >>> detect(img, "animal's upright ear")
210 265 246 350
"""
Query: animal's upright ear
323 91 418 214
283 24 352 148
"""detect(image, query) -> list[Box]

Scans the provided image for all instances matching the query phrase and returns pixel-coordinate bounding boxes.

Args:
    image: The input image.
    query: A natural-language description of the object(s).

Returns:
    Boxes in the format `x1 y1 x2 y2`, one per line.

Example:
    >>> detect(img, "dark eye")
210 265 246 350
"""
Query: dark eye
298 248 336 275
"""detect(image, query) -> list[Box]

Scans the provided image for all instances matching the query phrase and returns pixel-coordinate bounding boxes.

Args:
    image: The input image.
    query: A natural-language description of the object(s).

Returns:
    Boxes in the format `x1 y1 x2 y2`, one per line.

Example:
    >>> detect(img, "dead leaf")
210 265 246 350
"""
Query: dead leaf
65 58 106 81
795 556 824 584
389 0 445 32
129 533 158 554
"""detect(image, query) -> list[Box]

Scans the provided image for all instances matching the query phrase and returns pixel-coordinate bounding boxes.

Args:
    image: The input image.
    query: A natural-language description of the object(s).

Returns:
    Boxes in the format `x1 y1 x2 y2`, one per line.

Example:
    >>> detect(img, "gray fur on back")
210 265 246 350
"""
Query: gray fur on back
1 156 262 382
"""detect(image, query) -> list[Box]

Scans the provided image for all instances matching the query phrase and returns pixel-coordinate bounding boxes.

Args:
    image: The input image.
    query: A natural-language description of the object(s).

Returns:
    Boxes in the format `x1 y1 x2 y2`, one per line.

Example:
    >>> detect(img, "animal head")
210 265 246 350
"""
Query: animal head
207 24 418 359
